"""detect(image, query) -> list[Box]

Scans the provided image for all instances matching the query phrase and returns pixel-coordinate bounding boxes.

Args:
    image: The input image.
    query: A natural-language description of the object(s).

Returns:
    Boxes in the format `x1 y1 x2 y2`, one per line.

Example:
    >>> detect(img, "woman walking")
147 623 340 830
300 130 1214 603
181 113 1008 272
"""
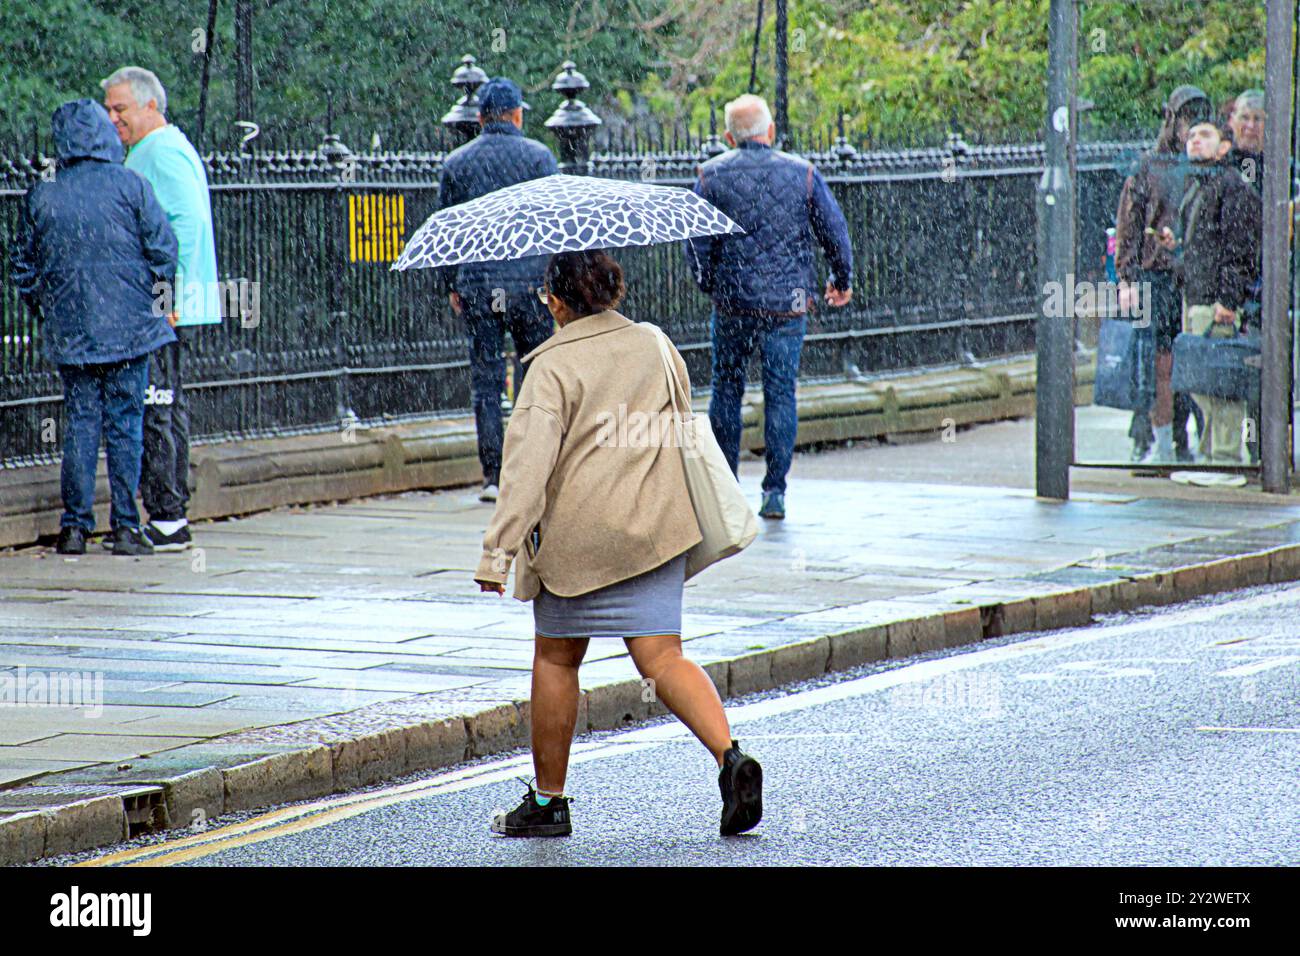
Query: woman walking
473 249 763 838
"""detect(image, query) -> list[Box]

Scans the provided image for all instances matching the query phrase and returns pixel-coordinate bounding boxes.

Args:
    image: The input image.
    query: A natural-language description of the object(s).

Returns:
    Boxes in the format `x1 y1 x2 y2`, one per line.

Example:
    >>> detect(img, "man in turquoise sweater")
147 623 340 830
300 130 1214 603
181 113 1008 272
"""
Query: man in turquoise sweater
102 66 219 552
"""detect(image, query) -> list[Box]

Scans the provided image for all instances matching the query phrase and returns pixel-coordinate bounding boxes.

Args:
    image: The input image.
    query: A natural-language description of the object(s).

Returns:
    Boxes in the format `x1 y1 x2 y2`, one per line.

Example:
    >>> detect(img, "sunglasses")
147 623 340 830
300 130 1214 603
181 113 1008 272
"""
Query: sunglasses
536 286 549 304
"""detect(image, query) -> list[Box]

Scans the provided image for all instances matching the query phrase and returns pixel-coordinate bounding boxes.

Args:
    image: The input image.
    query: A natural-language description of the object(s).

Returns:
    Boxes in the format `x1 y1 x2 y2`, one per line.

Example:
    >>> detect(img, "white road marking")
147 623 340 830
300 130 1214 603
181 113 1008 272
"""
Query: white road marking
1017 660 1167 680
1195 726 1300 734
1213 657 1300 677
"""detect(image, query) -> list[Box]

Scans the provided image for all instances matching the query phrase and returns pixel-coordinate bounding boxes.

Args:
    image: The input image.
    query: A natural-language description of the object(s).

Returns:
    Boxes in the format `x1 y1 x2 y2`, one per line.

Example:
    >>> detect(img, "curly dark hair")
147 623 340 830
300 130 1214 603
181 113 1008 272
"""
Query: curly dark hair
545 250 625 316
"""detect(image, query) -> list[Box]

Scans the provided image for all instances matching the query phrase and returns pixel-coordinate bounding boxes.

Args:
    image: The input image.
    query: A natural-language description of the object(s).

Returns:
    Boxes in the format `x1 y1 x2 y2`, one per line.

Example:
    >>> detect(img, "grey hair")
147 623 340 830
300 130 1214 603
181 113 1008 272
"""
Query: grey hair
1233 89 1265 114
724 94 773 141
100 66 167 114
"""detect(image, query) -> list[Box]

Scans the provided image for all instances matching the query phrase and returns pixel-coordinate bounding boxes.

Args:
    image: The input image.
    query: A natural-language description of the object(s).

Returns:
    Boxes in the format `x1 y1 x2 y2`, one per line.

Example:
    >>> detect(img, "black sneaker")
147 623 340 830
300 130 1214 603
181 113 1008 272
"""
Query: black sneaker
490 780 572 837
112 526 155 556
719 740 763 836
55 527 87 555
144 522 192 552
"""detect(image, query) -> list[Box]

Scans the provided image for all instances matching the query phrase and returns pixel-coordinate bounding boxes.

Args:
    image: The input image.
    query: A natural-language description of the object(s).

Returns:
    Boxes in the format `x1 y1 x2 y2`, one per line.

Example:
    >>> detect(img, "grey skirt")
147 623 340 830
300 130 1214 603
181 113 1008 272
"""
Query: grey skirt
533 552 687 639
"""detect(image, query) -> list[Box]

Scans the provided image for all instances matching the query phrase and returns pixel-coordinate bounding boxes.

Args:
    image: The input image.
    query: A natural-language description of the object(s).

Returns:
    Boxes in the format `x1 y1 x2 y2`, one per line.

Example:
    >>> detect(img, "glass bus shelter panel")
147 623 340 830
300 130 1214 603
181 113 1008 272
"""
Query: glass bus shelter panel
1071 0 1268 470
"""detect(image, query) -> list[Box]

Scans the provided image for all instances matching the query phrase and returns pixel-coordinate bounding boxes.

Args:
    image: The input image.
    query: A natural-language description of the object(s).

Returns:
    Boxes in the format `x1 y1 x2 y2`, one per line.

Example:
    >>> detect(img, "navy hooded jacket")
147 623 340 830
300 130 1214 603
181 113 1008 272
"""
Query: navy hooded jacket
436 121 559 296
10 98 178 366
685 140 853 316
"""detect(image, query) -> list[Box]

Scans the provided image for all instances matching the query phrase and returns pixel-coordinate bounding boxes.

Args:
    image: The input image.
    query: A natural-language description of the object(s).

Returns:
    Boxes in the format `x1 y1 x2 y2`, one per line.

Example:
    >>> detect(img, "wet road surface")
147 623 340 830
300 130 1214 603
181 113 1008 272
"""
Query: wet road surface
65 582 1300 867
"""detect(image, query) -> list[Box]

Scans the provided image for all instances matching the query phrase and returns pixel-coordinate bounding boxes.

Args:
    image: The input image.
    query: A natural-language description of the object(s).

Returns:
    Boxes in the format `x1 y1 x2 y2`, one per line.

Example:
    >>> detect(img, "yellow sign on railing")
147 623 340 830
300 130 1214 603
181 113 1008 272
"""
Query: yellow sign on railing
348 193 406 263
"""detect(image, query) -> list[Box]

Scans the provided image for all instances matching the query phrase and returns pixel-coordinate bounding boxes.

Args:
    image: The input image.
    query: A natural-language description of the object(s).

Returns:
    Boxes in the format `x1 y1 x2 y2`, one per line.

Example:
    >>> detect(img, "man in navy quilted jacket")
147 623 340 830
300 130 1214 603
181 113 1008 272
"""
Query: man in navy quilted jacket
437 77 559 503
685 94 853 520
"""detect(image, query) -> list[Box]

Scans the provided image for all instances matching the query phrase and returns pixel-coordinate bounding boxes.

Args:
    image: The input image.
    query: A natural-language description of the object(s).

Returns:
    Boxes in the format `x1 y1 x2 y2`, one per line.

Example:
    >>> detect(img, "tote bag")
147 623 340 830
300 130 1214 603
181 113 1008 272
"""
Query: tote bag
1093 317 1155 412
646 324 758 579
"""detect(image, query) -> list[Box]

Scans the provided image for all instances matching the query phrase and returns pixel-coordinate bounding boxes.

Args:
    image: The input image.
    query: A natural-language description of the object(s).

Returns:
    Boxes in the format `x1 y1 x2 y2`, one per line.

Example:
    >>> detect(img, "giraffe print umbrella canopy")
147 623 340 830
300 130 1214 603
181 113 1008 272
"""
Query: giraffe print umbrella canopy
391 174 744 271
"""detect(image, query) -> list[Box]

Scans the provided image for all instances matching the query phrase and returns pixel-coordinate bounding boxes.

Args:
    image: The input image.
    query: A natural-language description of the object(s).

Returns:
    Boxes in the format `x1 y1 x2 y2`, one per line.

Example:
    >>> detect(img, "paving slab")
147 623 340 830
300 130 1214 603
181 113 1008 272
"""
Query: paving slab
0 758 95 787
3 734 203 762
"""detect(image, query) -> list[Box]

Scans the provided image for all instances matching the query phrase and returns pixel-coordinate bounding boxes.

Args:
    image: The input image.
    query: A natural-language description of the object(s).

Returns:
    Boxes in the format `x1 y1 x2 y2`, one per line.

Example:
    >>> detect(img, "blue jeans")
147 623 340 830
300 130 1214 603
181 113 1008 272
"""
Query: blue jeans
707 308 806 495
58 355 150 532
461 289 554 485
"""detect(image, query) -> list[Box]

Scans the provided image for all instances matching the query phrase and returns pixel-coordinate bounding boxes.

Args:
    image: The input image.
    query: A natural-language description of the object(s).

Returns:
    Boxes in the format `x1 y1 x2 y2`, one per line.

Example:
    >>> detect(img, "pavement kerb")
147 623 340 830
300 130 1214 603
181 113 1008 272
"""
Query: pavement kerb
4 534 1297 866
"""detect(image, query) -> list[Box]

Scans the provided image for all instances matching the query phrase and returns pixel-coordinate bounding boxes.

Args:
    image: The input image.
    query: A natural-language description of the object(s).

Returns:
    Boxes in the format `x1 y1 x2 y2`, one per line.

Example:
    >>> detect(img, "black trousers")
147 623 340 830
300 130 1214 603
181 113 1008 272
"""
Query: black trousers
141 327 191 522
460 289 554 486
1127 269 1200 451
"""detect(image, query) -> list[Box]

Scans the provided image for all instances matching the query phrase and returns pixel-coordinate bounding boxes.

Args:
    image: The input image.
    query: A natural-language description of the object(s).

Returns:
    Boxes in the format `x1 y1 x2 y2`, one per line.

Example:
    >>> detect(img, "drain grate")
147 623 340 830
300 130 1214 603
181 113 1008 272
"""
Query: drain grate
123 790 168 836
0 783 168 835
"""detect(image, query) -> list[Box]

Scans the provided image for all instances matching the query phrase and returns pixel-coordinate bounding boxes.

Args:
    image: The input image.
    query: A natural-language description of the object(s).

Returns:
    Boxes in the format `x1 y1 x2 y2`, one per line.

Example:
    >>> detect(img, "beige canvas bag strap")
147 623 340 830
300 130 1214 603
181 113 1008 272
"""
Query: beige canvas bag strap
649 324 693 420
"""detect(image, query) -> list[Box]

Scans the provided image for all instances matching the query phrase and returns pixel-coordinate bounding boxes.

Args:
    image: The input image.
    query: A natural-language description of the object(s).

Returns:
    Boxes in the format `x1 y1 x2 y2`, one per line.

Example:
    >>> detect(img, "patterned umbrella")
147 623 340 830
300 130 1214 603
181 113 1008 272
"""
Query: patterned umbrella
391 174 743 271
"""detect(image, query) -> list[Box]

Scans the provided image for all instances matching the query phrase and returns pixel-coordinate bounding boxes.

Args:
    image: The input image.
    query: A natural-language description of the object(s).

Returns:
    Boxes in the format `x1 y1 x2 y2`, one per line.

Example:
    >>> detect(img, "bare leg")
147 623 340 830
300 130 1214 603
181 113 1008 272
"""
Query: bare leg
531 634 588 793
625 634 732 766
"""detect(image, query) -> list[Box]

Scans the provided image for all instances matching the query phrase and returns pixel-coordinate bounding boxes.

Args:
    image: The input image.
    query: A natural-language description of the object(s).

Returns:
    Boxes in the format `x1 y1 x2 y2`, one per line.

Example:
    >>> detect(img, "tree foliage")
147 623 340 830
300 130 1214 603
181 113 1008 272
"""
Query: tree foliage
678 0 1266 144
0 0 1268 151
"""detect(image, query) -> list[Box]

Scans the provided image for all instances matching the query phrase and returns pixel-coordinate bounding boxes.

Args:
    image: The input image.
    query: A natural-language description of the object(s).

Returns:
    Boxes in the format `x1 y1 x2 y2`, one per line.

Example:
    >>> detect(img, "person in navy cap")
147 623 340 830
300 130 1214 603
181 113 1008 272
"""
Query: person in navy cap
438 76 559 502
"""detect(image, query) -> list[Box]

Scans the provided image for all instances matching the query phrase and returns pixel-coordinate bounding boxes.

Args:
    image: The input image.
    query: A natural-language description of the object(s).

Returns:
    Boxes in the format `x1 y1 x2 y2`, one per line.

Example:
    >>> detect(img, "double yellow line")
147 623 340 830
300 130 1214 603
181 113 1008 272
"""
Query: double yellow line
77 753 538 867
76 737 671 866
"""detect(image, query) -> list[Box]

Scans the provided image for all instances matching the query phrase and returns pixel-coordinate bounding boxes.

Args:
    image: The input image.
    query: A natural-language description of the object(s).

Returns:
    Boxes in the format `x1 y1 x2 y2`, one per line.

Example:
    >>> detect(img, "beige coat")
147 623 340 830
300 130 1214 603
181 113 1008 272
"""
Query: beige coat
474 309 703 600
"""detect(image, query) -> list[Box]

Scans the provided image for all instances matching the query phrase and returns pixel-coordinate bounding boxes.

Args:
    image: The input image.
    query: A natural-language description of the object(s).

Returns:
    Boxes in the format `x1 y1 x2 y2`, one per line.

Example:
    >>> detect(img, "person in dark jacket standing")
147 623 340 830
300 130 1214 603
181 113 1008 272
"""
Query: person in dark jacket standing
1225 89 1265 198
1223 89 1269 462
1156 119 1262 464
684 94 853 520
1115 85 1212 464
10 99 178 555
437 77 559 503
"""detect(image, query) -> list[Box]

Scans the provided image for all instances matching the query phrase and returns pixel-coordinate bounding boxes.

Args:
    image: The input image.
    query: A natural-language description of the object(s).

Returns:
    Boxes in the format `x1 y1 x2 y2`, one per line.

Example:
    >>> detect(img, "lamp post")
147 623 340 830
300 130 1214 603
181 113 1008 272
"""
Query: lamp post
774 0 788 148
319 93 355 425
544 60 602 174
235 0 254 127
703 102 727 159
319 92 355 176
441 54 489 146
832 110 858 164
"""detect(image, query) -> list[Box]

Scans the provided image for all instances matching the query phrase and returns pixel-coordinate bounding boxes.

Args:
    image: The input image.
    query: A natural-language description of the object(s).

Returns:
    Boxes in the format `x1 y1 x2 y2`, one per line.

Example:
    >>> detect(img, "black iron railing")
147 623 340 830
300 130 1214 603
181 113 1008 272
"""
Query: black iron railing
0 134 1142 467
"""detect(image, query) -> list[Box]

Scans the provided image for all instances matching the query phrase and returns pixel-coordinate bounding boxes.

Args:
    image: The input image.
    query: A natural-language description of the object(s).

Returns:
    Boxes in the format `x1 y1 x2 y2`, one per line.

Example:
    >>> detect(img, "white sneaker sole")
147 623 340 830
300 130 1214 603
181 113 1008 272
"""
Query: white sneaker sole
151 541 192 552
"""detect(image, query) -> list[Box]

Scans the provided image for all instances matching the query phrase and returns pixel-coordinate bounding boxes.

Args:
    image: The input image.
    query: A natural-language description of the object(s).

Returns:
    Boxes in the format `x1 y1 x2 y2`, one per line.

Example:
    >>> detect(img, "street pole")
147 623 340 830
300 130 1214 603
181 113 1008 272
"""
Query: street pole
774 0 788 148
748 0 766 95
195 0 218 150
1034 0 1077 501
1261 0 1295 494
235 0 254 125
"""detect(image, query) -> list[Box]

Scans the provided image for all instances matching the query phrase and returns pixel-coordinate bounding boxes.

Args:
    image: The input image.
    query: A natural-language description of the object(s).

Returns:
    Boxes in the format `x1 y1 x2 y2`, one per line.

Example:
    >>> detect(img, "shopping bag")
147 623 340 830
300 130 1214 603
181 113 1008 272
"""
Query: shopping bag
1093 318 1154 412
647 324 758 579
